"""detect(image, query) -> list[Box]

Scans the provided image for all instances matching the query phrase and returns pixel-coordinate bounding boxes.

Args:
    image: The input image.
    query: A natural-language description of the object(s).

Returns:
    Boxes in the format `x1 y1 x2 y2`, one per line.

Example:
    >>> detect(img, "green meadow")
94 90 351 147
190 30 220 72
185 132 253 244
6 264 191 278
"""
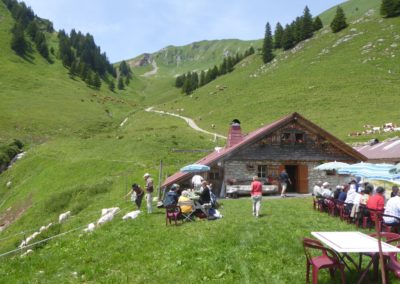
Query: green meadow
0 0 400 282
2 197 397 283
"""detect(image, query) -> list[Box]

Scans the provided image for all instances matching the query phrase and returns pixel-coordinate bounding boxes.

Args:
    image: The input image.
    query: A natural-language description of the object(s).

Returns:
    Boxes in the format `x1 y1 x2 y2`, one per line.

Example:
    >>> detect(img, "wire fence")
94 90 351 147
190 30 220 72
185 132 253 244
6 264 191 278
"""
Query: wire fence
0 202 135 258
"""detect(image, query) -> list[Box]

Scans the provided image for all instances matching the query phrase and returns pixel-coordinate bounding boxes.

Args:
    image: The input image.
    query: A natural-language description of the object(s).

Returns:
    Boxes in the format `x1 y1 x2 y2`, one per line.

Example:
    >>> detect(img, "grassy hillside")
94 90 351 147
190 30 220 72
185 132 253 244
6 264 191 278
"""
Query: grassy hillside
153 3 400 142
1 0 400 282
0 2 135 143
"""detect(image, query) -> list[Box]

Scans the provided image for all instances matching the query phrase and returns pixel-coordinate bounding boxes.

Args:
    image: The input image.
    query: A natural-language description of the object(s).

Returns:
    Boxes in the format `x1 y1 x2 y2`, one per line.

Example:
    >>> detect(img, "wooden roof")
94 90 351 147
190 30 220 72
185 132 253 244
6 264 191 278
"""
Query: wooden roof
162 112 367 188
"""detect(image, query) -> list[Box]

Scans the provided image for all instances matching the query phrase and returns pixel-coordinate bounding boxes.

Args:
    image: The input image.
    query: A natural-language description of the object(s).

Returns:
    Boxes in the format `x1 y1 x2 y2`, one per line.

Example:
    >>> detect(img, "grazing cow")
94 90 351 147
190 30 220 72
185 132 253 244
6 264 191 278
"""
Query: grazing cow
363 124 372 128
384 123 394 128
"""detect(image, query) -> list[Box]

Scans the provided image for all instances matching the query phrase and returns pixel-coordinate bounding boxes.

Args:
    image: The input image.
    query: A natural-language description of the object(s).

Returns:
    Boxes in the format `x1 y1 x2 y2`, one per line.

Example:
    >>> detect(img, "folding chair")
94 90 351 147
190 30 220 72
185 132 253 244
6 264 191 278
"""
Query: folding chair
178 200 196 222
165 204 181 226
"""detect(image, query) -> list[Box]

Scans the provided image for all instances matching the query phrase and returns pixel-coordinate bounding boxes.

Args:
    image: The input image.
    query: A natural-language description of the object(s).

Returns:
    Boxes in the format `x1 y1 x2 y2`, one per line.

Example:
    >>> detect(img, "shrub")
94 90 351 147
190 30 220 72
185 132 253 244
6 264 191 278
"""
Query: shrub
44 180 113 213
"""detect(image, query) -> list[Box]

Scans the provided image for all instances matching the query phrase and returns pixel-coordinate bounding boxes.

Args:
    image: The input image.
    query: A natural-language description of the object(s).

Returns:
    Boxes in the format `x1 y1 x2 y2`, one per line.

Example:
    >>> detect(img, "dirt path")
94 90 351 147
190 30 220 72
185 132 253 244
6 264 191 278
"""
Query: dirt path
142 60 159 77
145 107 226 139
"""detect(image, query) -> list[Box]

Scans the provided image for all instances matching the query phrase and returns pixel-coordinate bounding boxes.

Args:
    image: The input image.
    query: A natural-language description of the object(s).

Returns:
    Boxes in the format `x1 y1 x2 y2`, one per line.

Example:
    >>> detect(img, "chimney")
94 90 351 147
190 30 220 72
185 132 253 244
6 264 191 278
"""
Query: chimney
227 119 243 147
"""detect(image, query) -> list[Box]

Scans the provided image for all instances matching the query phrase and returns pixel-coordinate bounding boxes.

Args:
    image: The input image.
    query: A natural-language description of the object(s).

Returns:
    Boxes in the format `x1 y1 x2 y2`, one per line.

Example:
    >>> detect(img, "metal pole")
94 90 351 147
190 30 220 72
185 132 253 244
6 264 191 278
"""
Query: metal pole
158 160 163 201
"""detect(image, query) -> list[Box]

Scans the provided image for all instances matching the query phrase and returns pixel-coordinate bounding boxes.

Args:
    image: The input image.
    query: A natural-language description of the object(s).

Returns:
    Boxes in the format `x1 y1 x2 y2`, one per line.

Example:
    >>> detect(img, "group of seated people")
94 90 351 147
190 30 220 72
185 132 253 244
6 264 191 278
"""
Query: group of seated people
163 180 220 219
313 179 400 228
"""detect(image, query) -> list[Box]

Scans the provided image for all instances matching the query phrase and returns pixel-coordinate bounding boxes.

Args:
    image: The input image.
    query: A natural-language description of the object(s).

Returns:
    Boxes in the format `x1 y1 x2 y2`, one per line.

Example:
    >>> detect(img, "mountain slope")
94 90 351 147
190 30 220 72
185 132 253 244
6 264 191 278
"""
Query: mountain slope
0 2 134 142
0 0 400 281
152 3 400 142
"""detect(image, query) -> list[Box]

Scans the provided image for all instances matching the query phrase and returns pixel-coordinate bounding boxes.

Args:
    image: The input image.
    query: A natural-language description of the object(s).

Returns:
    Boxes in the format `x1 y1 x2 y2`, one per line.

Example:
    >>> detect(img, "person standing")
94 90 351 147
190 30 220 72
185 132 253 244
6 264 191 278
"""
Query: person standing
143 173 154 214
279 169 291 198
125 183 144 210
250 176 263 218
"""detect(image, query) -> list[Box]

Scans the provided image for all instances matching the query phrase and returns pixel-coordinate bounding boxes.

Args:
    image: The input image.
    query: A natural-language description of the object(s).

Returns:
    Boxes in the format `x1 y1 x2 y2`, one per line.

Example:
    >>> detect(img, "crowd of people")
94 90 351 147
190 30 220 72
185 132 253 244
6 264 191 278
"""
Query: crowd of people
126 172 221 220
313 179 400 228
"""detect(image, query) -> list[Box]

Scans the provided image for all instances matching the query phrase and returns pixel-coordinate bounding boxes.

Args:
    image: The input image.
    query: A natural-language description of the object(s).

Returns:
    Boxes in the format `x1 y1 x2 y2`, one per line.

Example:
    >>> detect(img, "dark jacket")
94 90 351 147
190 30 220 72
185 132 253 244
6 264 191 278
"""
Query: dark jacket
164 191 178 206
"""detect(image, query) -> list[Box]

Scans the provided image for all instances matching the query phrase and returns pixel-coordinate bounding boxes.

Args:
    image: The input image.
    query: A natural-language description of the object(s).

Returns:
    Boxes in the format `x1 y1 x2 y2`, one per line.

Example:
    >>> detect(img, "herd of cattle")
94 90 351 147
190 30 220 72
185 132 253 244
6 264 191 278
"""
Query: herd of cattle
348 122 400 137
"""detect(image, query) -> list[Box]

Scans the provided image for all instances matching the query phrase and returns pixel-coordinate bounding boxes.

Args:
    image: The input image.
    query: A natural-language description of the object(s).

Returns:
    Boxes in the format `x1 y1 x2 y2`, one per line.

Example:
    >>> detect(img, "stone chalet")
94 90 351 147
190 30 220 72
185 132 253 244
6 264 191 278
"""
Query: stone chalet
162 112 366 197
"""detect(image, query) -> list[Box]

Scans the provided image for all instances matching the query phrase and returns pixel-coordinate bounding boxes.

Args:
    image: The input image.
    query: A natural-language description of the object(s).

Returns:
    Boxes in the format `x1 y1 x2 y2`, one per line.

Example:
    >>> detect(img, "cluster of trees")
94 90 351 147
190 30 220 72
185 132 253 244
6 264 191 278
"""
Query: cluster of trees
262 6 323 63
381 0 400 17
175 47 255 95
0 139 23 172
58 29 116 90
114 60 132 91
3 0 53 60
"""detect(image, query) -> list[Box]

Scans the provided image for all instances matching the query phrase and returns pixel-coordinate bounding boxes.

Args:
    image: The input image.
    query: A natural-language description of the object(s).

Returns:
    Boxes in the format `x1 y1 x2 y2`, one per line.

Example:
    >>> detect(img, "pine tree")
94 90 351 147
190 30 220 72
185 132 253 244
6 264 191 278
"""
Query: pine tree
380 0 400 17
262 22 274 63
191 72 199 90
210 66 219 80
119 60 131 77
330 6 348 33
93 73 101 90
199 70 206 87
219 58 227 75
301 6 314 40
117 77 124 90
282 24 295 50
69 60 79 78
85 71 94 87
226 56 234 72
10 23 28 56
175 74 185 88
248 46 255 55
313 16 323 31
274 22 284 49
108 80 115 92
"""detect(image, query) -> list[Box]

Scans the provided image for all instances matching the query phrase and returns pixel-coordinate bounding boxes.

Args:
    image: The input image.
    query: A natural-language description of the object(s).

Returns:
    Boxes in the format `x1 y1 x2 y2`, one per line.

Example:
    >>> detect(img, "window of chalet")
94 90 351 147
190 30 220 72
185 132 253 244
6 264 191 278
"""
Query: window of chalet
209 172 220 180
257 165 267 178
280 133 291 144
295 133 305 144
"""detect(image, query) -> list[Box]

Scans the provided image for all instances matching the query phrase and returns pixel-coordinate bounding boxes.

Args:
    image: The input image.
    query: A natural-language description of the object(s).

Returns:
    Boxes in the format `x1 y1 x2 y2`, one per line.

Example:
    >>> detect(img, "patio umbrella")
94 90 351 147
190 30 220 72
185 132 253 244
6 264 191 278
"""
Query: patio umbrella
180 164 210 173
389 163 400 174
314 161 349 171
338 163 400 183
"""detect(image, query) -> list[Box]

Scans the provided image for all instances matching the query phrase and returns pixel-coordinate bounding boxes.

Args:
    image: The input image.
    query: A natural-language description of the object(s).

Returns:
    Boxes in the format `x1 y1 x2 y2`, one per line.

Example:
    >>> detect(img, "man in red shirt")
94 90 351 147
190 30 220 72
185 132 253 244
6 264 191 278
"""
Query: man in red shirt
251 176 263 218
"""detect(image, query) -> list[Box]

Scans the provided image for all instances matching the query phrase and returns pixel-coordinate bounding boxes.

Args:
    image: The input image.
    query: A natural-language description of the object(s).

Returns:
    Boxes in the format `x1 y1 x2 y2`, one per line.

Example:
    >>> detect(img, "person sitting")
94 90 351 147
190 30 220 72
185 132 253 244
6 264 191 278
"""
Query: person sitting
178 190 194 214
391 185 400 198
367 186 385 211
344 180 358 213
338 185 348 202
321 182 333 198
313 181 323 197
361 185 372 205
198 181 211 205
383 189 400 226
333 185 342 200
163 184 180 207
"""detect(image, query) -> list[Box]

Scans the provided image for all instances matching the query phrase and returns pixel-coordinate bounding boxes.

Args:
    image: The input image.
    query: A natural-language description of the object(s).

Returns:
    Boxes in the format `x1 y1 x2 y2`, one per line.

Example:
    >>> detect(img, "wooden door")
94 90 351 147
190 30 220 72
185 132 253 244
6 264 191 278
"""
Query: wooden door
297 165 309 193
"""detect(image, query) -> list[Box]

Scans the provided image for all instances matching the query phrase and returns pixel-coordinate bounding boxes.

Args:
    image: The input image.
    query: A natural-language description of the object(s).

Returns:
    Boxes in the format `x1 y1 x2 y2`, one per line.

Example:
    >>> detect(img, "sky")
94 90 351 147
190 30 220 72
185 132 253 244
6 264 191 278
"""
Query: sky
22 0 345 63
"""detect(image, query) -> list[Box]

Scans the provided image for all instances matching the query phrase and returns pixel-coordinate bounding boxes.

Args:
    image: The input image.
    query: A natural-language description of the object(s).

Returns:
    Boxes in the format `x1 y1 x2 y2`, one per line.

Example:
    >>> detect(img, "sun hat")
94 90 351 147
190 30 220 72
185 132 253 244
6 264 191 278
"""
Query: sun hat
322 182 329 187
143 173 150 178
